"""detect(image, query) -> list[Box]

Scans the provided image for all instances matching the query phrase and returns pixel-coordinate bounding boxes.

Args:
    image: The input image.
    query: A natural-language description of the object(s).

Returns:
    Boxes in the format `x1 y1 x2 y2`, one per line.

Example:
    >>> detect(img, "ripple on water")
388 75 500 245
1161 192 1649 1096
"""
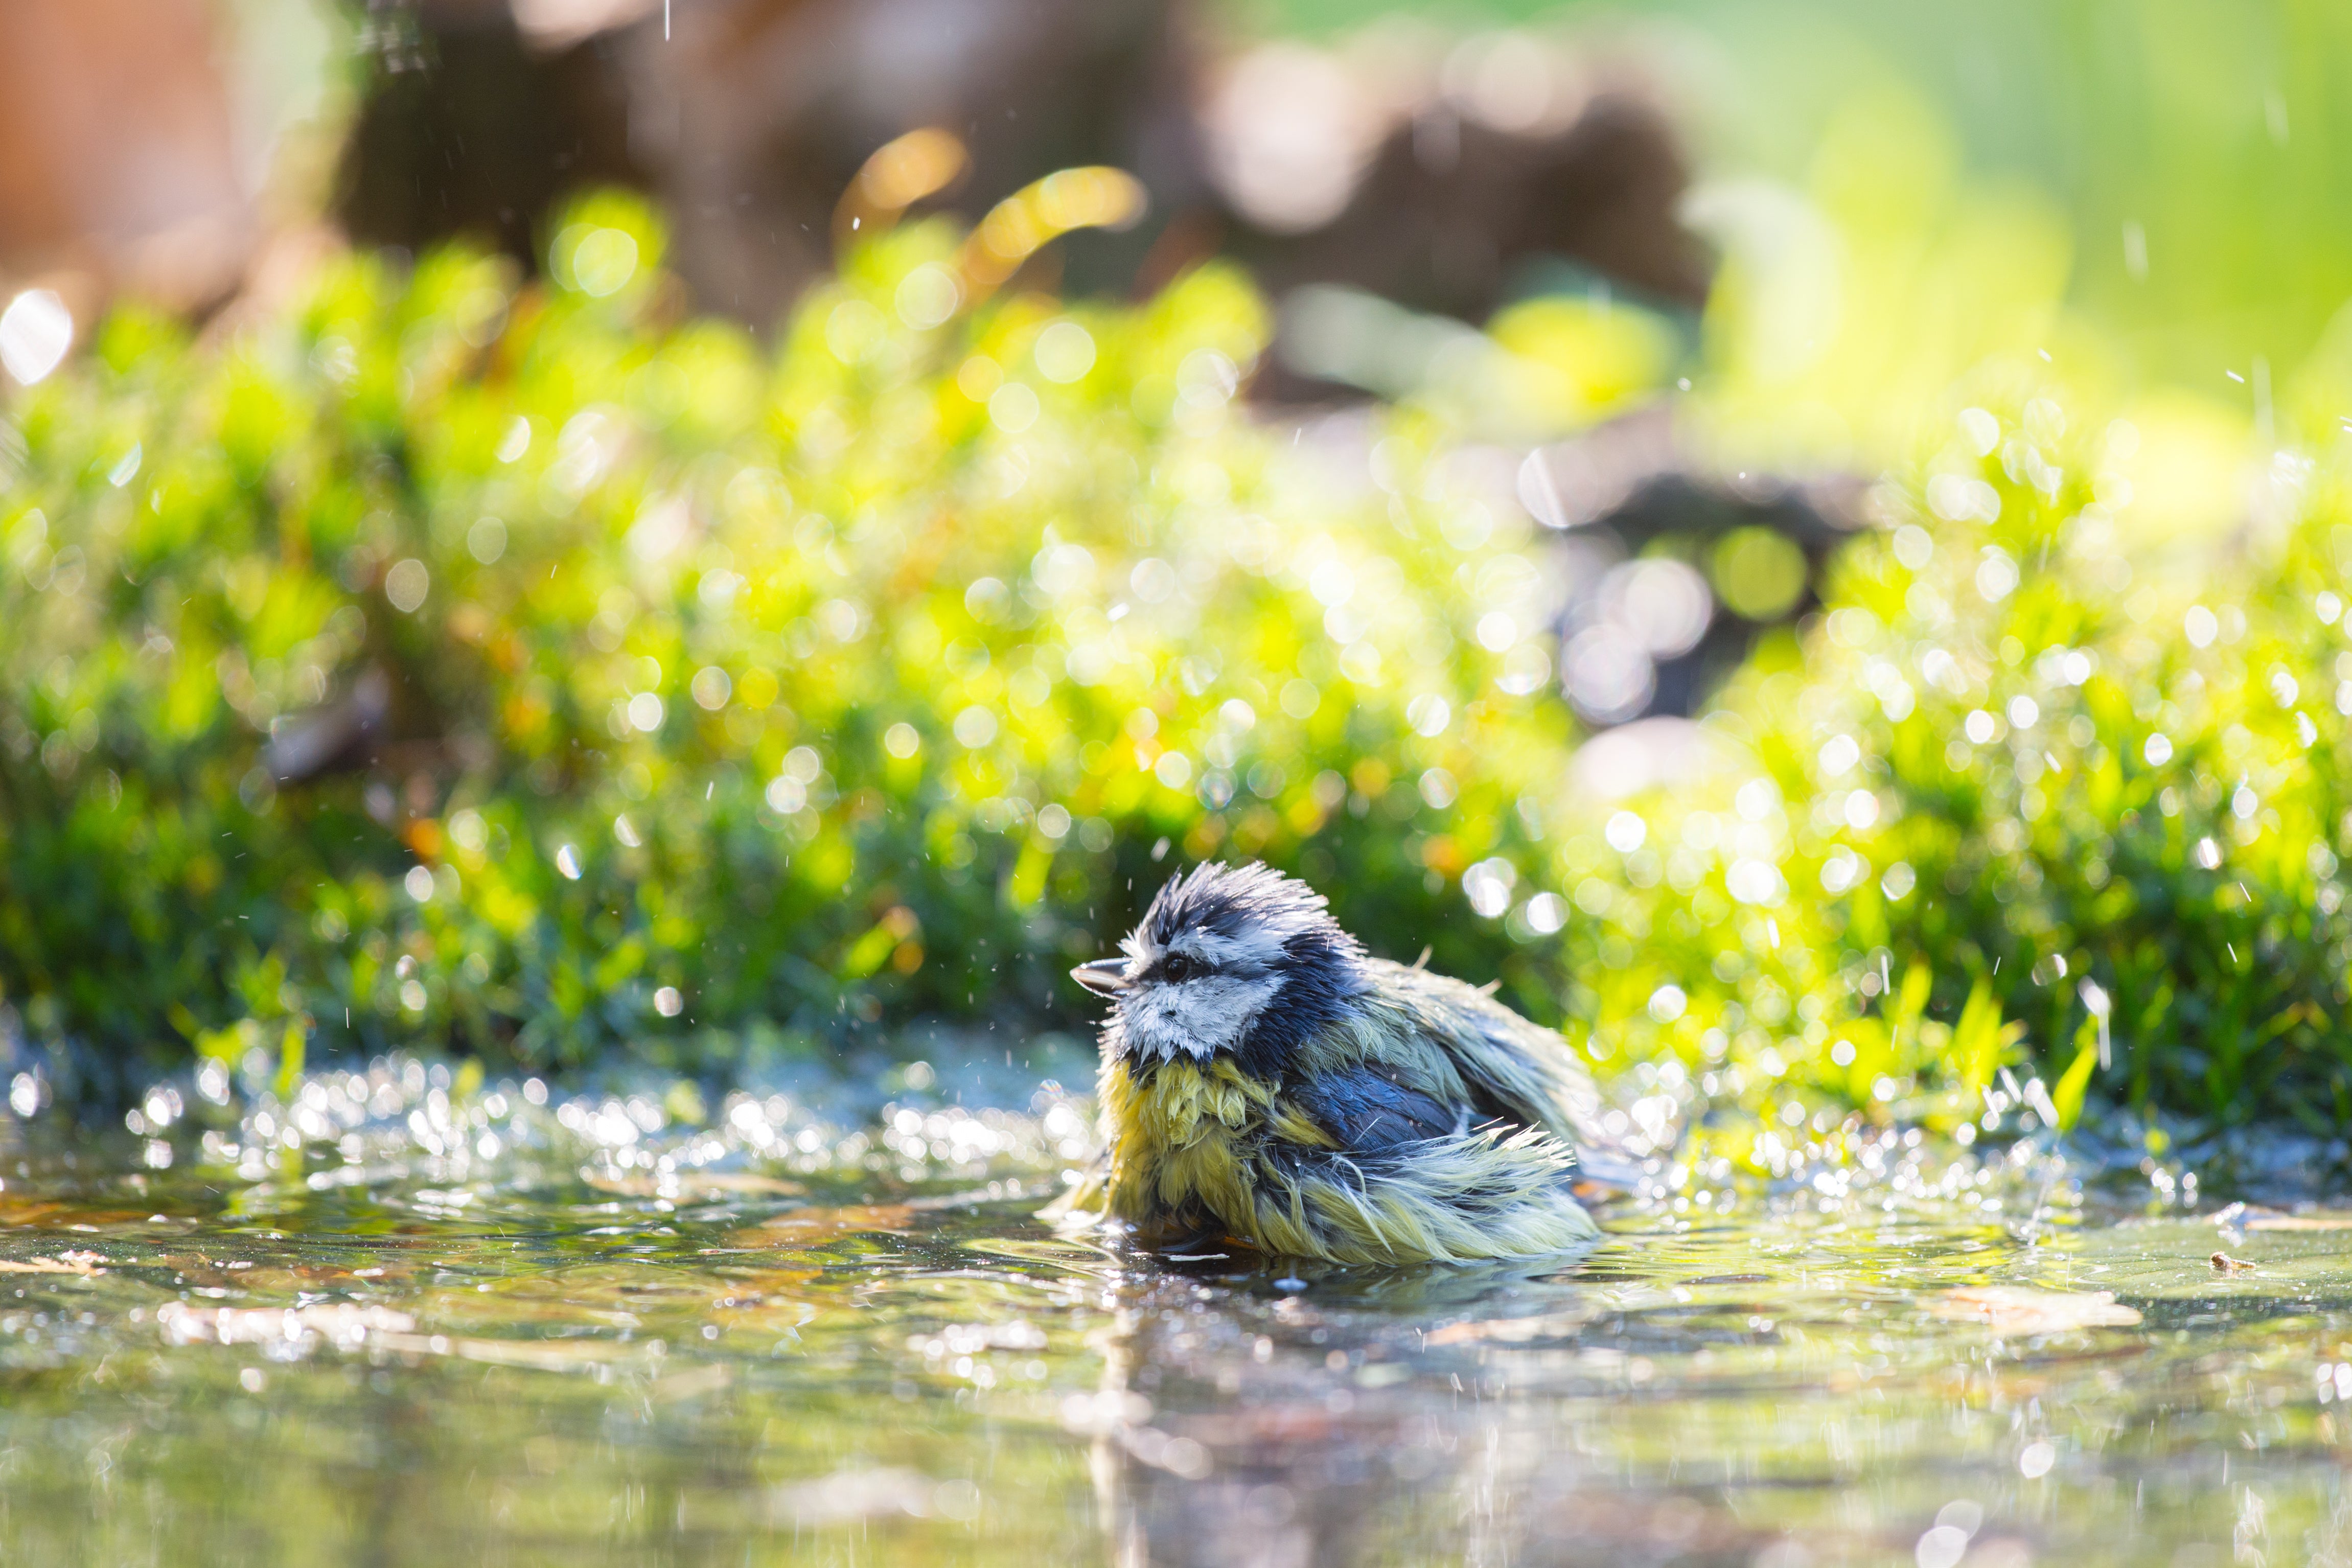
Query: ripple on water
0 1058 2339 1565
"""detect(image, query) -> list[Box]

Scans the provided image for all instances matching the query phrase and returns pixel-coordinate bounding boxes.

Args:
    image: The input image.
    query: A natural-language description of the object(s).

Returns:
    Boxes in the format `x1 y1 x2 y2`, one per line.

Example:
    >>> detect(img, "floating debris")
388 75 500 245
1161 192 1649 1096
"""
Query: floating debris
1929 1285 2143 1332
0 1252 106 1276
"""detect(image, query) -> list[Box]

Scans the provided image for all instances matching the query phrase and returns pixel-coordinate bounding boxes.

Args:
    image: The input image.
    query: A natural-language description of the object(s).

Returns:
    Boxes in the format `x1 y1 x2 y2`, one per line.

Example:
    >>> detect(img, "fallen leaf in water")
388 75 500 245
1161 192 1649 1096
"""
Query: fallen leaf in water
0 1253 107 1276
732 1205 915 1247
585 1172 806 1199
0 1199 151 1229
1930 1286 2143 1332
905 1187 1019 1211
696 1271 825 1320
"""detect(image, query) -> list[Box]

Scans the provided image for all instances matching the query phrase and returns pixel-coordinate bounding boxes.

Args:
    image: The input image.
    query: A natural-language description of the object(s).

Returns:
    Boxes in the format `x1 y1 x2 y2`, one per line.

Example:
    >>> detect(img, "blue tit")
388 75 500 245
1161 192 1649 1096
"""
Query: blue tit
1055 861 1628 1265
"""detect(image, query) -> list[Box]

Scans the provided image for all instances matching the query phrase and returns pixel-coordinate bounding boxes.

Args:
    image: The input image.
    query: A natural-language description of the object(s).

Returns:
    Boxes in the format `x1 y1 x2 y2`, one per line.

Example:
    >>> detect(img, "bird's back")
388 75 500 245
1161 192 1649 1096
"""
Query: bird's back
1349 959 1637 1185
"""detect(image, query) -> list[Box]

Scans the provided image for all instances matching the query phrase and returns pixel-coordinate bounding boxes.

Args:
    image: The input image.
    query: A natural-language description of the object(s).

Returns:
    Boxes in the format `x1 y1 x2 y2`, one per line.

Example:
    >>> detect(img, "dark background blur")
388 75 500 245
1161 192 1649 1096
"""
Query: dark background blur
12 0 2352 376
0 0 1705 331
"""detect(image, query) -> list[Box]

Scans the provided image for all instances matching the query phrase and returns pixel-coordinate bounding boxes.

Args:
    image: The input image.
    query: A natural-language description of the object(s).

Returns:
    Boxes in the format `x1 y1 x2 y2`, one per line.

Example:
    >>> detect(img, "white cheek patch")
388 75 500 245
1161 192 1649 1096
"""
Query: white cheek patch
1121 975 1282 1061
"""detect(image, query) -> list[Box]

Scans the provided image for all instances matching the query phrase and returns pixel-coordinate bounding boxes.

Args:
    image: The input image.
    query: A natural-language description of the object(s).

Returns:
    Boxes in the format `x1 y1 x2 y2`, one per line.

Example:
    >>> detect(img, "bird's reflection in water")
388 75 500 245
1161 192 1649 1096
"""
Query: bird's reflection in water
1083 1240 1673 1568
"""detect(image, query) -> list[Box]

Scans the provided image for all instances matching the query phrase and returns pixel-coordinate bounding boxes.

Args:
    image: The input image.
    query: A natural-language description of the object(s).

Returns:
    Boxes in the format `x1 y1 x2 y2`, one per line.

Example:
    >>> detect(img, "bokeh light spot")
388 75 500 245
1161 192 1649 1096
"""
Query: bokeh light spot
569 228 639 297
1033 321 1097 383
1711 528 1807 621
0 290 72 385
385 559 430 613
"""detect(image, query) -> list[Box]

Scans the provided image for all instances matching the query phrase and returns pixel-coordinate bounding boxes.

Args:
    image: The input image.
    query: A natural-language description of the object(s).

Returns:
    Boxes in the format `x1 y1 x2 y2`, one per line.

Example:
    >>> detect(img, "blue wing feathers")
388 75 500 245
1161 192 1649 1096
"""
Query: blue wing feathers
1293 1069 1462 1152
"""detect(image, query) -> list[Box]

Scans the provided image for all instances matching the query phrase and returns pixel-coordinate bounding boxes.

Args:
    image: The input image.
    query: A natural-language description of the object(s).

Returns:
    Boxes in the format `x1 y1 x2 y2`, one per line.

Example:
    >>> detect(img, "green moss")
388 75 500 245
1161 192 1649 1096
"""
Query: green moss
1560 389 2352 1142
0 197 1579 1095
7 194 2349 1135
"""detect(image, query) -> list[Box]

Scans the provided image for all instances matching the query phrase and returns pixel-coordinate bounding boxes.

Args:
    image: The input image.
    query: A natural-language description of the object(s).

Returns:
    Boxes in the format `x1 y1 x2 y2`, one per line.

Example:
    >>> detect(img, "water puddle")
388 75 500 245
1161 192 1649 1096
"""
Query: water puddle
0 1064 2345 1565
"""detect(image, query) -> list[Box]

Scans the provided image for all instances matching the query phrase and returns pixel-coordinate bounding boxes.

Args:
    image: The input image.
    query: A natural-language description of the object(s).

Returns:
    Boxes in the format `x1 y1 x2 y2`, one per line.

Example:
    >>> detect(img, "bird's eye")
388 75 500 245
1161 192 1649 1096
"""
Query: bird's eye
1160 954 1195 982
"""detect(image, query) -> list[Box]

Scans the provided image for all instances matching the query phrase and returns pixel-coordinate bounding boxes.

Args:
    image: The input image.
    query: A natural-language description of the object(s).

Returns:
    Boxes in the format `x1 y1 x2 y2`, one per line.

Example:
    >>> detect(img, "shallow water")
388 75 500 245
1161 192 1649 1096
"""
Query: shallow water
3 1067 2349 1566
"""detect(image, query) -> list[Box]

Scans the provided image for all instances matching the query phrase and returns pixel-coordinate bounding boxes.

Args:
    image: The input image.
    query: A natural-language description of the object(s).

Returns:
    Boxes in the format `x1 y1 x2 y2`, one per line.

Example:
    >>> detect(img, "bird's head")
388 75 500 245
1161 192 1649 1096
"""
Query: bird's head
1073 862 1368 1068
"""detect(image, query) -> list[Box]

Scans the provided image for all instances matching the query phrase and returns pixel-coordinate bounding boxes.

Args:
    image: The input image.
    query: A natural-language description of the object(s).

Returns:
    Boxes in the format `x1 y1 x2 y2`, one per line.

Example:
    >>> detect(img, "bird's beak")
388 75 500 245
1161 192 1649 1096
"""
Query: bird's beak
1072 956 1133 997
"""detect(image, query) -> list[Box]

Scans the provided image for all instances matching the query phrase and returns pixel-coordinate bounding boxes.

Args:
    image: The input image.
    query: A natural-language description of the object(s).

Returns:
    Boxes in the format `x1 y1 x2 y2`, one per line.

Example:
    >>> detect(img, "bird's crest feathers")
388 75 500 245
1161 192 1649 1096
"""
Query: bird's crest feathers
1123 862 1363 974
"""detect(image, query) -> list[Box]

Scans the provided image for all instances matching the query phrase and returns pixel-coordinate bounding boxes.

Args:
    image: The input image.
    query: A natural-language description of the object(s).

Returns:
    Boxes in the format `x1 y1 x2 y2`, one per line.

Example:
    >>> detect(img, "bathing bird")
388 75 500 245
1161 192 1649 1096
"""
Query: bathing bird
1059 862 1628 1265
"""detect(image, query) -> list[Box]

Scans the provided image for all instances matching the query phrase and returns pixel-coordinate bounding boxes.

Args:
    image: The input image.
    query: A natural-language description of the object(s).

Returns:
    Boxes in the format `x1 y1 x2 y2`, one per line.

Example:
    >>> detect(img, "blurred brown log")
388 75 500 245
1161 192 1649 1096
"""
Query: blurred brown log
337 0 644 264
333 1 1703 338
337 0 1204 324
1233 96 1709 331
621 0 1204 324
0 0 256 307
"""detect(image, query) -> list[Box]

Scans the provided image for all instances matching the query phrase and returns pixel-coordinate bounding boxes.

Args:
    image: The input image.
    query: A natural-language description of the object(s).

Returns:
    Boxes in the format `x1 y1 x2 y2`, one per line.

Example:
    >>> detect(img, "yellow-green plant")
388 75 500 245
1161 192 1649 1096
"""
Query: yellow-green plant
0 195 1579 1095
10 192 2352 1138
1552 377 2352 1137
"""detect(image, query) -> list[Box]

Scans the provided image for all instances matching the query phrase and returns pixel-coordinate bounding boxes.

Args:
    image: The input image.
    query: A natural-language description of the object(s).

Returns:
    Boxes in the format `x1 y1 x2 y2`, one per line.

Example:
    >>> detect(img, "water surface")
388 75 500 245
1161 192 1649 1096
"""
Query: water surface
1 1064 2345 1566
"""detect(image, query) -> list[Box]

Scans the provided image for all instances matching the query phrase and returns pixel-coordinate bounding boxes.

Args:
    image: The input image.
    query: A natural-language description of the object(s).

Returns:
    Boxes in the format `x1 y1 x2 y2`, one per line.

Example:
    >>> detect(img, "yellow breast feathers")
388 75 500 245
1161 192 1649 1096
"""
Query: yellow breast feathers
1077 1055 1596 1266
1096 1058 1330 1234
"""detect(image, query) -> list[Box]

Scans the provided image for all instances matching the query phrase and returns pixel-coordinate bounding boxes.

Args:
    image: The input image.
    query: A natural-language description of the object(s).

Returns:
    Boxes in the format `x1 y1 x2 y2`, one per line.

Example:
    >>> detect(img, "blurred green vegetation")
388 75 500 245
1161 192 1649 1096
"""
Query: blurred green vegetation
1562 376 2352 1148
0 194 1586 1098
1239 0 2352 462
10 154 2352 1137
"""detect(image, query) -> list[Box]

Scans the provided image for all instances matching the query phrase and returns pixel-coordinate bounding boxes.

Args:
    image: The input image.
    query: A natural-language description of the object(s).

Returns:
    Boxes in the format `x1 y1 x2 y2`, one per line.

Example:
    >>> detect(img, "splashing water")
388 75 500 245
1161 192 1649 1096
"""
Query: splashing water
0 1054 2342 1564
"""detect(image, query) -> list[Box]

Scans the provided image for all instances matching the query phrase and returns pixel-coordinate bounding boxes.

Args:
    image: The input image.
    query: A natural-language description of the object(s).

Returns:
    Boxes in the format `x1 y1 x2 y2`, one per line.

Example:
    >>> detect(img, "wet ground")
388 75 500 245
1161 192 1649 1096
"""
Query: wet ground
2 1059 2348 1566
